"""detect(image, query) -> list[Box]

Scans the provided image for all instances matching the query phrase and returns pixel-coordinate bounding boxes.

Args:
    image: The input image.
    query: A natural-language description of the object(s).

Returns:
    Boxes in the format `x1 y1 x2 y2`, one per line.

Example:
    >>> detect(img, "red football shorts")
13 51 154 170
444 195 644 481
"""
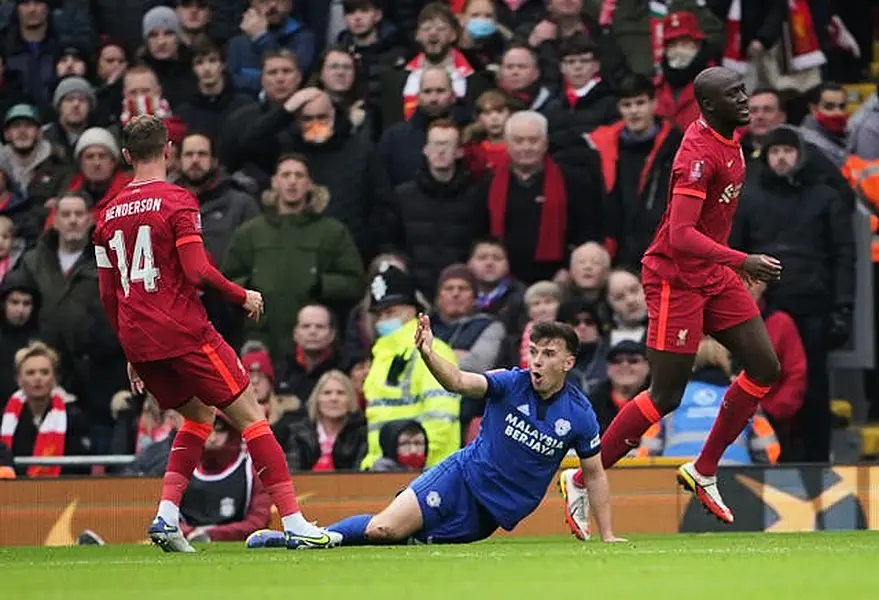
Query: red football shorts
644 267 759 354
133 332 250 410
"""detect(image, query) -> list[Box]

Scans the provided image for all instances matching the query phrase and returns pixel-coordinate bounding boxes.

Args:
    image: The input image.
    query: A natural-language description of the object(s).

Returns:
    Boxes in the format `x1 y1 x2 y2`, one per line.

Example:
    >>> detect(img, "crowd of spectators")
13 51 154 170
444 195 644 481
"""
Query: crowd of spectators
0 0 877 486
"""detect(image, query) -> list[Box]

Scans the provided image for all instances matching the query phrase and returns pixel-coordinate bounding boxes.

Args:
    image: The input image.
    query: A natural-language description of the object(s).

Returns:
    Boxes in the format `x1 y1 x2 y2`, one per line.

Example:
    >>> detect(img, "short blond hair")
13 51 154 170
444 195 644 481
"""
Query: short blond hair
15 341 59 374
306 370 359 422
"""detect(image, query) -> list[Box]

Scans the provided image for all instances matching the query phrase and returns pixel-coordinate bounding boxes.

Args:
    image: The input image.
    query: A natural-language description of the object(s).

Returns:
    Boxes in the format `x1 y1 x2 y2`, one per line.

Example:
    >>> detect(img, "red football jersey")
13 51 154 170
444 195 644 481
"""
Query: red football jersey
641 118 746 290
93 179 214 362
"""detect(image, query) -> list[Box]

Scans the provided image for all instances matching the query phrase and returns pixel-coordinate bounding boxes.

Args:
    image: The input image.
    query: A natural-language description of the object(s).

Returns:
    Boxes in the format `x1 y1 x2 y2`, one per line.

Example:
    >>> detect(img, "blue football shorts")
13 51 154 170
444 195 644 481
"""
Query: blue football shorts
409 456 498 544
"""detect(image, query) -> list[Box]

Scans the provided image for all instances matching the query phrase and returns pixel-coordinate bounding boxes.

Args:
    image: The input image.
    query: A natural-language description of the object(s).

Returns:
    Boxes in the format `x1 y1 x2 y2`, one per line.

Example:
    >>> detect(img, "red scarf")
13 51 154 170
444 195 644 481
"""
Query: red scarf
563 75 602 109
489 155 567 262
312 422 336 472
724 0 824 73
402 50 474 120
43 170 133 232
135 410 175 454
0 389 67 477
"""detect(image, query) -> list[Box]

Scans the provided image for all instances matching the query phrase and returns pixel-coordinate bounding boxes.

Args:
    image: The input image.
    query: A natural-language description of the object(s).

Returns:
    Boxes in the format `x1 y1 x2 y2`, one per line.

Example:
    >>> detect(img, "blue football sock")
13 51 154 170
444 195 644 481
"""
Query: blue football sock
327 514 372 546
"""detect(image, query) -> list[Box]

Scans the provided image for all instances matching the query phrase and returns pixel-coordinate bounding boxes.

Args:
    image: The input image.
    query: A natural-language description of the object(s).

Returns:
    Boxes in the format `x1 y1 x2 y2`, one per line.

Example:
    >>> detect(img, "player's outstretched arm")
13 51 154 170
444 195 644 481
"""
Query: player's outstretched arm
414 314 488 398
579 454 626 543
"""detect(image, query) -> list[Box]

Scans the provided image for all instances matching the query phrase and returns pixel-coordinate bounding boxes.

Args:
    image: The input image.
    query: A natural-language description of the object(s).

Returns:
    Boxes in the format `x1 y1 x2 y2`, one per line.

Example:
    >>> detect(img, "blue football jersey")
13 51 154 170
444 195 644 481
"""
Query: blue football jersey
456 368 601 530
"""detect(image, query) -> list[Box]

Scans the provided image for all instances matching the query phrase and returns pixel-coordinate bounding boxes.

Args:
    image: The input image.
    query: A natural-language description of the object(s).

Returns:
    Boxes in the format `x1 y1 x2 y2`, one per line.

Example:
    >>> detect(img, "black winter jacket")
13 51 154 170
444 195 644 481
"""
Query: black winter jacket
732 127 856 316
392 161 489 298
273 411 367 472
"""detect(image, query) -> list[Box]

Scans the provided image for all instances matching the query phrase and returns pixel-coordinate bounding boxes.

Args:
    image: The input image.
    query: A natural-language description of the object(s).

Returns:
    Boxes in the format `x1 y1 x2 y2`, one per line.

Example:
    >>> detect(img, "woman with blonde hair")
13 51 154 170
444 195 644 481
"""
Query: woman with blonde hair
273 370 367 472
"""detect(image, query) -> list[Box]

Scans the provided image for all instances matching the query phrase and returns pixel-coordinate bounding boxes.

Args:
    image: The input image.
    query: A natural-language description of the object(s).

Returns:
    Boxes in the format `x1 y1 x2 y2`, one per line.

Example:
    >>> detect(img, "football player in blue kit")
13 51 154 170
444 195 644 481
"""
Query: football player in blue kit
246 315 625 548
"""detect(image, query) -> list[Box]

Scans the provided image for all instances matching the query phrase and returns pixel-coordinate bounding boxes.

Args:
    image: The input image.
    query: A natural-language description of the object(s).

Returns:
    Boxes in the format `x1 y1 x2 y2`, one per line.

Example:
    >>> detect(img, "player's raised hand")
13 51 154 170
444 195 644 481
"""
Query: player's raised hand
243 289 264 321
741 254 782 282
127 362 145 395
414 313 434 356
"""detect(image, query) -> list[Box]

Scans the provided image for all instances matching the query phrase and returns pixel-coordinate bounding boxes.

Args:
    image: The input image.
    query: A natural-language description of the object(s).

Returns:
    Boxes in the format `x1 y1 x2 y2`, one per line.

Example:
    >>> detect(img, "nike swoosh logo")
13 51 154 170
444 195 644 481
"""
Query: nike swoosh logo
289 533 330 545
171 447 187 452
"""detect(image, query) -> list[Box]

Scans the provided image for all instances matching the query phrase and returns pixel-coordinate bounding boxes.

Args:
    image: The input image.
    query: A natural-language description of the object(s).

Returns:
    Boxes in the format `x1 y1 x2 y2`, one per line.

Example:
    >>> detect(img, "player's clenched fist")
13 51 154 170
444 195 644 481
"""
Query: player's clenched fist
741 254 782 282
414 313 434 356
243 290 264 321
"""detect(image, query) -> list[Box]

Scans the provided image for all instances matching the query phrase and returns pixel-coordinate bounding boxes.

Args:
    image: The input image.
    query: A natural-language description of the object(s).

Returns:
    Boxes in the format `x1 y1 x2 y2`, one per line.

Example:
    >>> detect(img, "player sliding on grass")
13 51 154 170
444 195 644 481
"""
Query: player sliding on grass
560 66 784 536
247 316 625 547
94 115 339 552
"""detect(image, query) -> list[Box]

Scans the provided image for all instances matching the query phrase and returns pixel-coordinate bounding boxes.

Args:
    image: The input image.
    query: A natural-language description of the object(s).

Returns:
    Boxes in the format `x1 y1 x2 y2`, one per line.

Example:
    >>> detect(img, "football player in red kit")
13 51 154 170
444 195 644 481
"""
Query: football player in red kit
94 115 339 552
560 67 784 533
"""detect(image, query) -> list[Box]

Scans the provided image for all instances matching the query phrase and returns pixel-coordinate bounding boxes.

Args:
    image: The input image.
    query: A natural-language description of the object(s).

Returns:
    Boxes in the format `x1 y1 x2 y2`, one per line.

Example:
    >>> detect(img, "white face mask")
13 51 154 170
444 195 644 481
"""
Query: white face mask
665 45 699 69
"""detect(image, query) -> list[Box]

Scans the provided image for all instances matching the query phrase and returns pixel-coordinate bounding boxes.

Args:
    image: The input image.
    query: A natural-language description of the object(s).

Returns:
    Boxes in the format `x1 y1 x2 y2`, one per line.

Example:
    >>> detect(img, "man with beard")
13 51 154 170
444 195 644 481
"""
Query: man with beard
238 88 394 259
731 125 855 463
0 270 42 409
379 2 492 127
0 105 71 243
177 132 260 264
42 76 96 163
219 49 302 180
338 0 407 136
379 66 465 187
227 0 316 97
176 37 256 142
654 12 717 132
17 193 127 452
177 132 259 346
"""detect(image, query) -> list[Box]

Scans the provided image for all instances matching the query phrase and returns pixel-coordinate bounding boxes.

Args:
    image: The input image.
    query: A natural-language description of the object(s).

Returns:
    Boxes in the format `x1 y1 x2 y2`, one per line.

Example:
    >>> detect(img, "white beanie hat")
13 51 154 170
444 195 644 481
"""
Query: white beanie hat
75 128 121 162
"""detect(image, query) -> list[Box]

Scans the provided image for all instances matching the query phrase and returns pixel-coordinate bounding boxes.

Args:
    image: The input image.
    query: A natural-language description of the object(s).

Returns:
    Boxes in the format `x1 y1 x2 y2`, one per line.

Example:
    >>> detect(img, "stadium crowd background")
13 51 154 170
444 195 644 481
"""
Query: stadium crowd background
0 0 878 497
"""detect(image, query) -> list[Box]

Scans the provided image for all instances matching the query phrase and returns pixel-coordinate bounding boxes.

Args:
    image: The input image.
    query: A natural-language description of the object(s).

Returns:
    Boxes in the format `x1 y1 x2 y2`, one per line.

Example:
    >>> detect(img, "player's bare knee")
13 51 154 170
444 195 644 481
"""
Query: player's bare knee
365 519 404 543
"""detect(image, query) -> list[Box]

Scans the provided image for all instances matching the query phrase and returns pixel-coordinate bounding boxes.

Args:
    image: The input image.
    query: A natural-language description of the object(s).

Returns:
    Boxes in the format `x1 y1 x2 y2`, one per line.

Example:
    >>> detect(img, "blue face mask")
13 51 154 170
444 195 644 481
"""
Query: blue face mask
466 17 497 39
376 318 404 337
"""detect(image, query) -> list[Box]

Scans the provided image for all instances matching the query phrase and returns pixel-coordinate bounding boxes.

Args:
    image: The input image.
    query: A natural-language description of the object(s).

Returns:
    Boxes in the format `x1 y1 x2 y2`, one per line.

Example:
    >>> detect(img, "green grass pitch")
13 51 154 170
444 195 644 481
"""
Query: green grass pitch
3 533 877 599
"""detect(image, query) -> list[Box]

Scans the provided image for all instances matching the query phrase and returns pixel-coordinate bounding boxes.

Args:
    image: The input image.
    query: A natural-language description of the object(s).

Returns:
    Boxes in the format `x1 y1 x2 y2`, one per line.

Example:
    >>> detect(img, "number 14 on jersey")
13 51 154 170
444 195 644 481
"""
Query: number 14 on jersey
106 225 160 297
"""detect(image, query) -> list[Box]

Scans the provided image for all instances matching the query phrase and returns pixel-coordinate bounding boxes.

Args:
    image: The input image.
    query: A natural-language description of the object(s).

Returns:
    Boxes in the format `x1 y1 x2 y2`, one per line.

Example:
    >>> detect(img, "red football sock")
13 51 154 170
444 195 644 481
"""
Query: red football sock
160 420 212 506
573 391 661 487
694 373 770 477
243 420 300 517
